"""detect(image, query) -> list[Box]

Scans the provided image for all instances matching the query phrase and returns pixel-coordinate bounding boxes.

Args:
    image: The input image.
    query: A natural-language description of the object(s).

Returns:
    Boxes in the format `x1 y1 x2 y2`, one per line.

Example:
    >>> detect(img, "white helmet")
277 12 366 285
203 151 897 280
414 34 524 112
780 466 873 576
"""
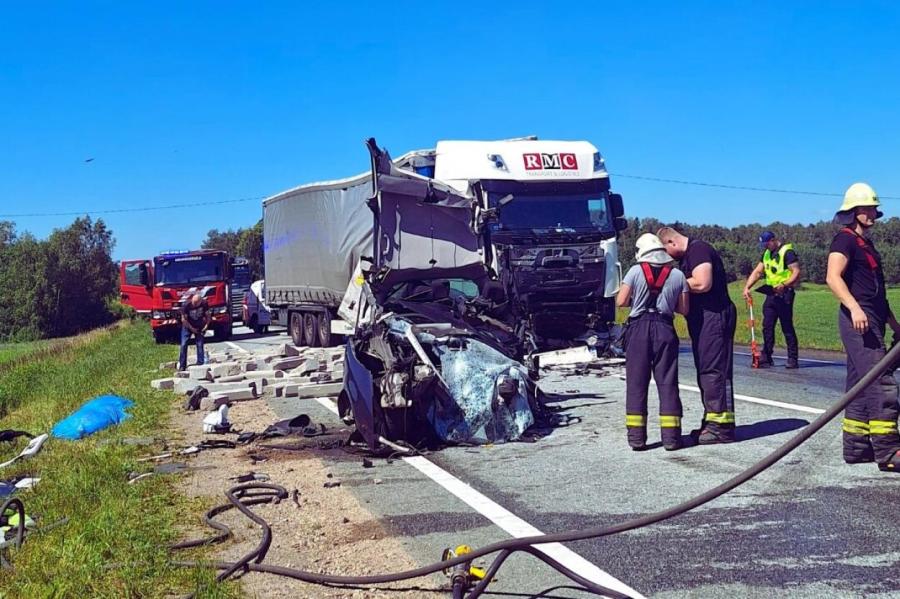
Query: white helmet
835 182 883 224
635 233 672 265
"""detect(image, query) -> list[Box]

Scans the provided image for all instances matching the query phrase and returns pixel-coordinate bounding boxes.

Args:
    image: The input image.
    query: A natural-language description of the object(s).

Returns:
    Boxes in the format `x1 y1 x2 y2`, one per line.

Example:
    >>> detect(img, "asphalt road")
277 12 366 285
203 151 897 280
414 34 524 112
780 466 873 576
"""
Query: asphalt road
212 328 900 598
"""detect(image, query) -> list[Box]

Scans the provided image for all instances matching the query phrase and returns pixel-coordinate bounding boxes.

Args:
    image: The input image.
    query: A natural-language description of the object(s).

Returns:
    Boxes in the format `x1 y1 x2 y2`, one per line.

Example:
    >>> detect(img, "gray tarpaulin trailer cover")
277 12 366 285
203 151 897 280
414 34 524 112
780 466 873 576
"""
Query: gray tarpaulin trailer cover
263 175 374 308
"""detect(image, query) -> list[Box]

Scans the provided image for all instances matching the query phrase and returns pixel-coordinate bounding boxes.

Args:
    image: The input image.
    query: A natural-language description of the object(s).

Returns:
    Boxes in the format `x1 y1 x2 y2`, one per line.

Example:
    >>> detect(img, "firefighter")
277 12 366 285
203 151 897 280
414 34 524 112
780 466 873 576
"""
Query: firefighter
826 182 900 472
616 234 690 451
657 226 737 444
742 231 801 368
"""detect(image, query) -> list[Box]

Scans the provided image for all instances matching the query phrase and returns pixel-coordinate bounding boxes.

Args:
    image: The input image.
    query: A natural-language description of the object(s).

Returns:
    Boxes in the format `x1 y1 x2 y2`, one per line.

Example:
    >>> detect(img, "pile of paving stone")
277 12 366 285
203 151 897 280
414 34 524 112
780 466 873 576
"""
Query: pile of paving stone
150 343 345 408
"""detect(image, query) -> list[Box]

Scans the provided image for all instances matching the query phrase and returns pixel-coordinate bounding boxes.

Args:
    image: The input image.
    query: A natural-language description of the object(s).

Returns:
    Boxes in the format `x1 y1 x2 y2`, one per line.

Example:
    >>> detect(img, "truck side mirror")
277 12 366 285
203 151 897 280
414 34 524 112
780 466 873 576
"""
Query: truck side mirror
614 217 628 232
609 193 624 218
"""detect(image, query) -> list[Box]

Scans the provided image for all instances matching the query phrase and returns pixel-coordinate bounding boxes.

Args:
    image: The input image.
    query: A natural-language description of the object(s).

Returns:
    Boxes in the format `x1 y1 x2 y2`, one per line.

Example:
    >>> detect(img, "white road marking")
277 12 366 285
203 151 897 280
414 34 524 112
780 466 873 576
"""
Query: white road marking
677 384 826 415
314 396 643 598
733 350 843 366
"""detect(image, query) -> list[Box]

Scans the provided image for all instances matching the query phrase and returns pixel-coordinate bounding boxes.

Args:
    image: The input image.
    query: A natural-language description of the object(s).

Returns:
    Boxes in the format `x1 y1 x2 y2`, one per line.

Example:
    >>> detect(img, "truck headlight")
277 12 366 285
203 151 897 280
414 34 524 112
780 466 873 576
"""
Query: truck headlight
152 310 164 319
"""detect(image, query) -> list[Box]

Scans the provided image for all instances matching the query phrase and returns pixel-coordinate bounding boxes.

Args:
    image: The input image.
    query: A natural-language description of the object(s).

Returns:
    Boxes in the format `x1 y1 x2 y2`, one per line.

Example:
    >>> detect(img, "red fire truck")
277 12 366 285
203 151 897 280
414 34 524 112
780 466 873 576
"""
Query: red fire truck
119 249 234 343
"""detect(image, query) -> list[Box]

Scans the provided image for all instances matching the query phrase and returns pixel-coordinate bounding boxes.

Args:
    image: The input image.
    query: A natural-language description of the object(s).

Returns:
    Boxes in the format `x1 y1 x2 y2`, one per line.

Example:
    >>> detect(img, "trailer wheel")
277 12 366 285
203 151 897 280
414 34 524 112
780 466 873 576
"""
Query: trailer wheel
303 312 320 347
317 312 332 347
290 312 303 346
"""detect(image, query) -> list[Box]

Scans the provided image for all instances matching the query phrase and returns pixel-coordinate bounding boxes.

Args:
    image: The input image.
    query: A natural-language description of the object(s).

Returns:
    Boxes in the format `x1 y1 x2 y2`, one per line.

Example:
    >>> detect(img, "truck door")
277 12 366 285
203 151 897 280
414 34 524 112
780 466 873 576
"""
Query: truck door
119 260 153 313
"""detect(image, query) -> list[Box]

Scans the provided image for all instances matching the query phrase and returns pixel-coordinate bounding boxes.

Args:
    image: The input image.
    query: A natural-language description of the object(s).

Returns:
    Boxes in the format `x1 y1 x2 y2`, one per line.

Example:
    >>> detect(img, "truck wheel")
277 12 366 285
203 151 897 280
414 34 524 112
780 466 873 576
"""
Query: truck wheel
153 330 165 344
304 312 320 347
290 312 303 346
249 315 261 335
317 312 332 347
221 323 233 340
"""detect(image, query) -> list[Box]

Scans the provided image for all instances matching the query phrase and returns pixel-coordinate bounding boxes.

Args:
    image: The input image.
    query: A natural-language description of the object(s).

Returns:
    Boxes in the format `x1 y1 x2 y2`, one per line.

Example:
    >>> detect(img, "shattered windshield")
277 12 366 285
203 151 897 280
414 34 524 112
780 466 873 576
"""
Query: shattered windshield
154 254 226 286
488 188 612 233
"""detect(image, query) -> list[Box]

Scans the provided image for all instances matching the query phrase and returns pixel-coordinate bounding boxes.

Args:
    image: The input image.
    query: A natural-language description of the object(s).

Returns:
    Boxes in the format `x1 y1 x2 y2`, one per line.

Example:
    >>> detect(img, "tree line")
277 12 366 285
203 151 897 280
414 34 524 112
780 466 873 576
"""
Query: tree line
2 213 899 341
0 218 118 341
618 216 900 285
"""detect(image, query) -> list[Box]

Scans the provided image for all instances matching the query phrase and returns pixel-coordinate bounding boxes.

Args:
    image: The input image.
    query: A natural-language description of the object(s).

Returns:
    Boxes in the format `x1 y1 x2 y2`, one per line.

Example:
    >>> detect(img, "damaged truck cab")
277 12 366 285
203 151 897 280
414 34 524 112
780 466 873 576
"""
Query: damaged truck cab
392 138 627 353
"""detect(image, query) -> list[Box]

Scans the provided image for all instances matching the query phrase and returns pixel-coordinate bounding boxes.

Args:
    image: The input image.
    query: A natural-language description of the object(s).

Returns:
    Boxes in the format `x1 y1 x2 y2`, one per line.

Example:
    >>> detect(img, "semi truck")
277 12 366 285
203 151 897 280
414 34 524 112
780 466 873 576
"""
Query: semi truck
230 257 252 321
119 249 235 343
263 136 626 352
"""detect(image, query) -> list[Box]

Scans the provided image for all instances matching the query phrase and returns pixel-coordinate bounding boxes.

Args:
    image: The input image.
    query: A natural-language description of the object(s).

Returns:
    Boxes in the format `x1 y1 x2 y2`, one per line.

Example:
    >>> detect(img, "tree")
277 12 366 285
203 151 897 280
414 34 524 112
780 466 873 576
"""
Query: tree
201 228 242 258
203 220 265 281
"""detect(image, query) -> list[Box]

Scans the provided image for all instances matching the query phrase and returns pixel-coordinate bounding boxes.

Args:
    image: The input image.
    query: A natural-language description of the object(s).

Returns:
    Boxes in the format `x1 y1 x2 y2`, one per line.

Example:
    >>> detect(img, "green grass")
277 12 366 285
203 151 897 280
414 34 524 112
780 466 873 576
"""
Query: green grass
0 322 239 599
0 340 51 367
620 282 900 352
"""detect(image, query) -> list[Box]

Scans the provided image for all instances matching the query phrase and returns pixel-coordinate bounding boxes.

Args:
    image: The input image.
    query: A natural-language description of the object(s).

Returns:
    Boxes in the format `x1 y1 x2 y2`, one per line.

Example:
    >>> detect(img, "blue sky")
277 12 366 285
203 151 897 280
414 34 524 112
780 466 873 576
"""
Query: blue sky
1 2 899 260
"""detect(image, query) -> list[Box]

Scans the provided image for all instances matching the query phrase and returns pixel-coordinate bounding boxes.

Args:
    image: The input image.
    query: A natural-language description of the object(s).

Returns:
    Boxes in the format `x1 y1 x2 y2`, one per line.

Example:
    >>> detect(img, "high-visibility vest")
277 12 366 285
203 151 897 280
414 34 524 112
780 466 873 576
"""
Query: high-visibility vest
763 243 794 287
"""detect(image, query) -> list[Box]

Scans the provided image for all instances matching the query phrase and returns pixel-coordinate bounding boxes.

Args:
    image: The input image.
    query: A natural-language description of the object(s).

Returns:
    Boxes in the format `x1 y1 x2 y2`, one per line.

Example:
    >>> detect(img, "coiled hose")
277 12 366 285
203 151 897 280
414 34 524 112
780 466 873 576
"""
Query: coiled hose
174 340 900 598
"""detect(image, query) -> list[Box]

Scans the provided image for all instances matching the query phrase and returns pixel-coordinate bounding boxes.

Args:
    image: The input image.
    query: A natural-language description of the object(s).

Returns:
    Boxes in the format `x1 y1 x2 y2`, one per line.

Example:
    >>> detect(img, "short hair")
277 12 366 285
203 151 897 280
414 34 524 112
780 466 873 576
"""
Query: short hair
656 226 682 242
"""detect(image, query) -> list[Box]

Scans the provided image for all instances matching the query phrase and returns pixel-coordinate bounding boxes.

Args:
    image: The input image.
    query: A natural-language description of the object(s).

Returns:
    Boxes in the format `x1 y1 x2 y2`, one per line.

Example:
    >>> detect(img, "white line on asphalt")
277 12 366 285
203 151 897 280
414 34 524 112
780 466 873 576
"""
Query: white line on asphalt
733 350 843 366
677 384 826 415
313 397 643 599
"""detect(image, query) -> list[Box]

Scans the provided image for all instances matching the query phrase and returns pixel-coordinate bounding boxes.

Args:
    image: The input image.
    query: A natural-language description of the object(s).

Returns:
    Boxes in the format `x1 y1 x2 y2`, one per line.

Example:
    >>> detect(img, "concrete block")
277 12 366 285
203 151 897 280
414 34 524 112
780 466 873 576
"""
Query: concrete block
209 387 257 402
151 378 175 390
175 371 190 379
216 374 246 383
188 365 213 381
290 381 343 399
242 361 258 372
276 343 303 357
271 356 306 371
210 362 243 379
159 361 178 371
193 381 258 395
174 378 203 395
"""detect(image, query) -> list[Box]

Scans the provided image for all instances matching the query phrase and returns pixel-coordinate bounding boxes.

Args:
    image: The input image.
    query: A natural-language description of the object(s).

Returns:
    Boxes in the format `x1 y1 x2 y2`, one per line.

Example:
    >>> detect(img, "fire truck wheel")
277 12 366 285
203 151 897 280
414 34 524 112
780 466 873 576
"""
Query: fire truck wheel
153 330 165 344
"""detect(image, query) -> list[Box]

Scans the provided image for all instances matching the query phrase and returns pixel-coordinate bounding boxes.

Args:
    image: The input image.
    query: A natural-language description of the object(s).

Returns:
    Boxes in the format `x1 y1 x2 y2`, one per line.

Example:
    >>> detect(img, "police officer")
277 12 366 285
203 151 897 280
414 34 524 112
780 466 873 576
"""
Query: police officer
826 182 900 472
658 226 737 444
742 232 801 368
617 233 690 451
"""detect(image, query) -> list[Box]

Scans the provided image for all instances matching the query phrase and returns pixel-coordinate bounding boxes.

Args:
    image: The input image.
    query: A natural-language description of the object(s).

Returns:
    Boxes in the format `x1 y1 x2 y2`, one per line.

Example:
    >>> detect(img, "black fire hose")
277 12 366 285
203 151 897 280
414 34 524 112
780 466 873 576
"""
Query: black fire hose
0 497 26 569
173 342 900 598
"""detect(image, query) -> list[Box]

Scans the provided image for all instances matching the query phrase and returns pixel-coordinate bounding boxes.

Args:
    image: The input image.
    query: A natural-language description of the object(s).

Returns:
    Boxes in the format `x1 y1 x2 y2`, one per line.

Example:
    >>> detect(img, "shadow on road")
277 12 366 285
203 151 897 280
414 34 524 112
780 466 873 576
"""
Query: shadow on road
734 417 810 441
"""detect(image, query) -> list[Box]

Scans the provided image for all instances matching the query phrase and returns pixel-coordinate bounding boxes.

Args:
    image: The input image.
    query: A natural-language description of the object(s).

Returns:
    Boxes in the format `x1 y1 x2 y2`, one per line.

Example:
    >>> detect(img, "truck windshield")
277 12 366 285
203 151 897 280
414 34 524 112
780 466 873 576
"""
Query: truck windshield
154 254 226 286
488 189 612 233
232 264 251 286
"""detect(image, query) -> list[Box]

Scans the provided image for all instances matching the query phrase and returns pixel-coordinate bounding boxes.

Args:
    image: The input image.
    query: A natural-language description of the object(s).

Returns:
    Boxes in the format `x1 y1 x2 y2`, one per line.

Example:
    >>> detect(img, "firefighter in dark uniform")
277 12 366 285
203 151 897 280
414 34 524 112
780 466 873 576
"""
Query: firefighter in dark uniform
742 231 801 368
658 226 737 444
617 233 690 451
826 182 900 472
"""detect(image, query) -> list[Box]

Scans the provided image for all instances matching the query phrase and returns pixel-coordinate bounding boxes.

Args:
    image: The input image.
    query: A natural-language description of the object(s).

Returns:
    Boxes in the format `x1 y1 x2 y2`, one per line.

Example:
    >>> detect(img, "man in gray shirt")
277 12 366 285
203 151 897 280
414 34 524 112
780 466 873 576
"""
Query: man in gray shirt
616 233 690 450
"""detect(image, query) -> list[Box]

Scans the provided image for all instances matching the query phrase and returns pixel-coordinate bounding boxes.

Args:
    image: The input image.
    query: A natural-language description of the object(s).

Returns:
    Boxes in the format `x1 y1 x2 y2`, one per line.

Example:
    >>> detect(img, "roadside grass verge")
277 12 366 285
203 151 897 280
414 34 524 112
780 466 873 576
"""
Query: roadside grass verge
0 321 238 598
620 282 900 352
0 340 51 368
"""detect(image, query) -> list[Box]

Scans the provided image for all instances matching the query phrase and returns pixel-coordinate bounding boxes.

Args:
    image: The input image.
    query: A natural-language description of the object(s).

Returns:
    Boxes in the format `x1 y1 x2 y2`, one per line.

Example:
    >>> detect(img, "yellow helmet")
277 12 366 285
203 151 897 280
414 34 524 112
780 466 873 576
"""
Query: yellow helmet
835 182 882 223
840 182 880 211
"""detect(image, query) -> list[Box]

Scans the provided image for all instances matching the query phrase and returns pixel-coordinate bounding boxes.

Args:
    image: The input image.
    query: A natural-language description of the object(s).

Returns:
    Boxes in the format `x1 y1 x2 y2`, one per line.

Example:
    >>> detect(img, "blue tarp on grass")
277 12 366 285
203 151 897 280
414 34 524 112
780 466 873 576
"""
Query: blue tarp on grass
51 395 134 440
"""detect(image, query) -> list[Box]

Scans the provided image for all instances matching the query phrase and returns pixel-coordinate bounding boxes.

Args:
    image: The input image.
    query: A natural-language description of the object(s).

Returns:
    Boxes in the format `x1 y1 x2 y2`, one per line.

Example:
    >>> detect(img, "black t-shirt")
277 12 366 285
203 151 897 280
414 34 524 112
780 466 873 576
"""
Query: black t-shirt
181 299 210 330
829 230 888 320
681 239 732 314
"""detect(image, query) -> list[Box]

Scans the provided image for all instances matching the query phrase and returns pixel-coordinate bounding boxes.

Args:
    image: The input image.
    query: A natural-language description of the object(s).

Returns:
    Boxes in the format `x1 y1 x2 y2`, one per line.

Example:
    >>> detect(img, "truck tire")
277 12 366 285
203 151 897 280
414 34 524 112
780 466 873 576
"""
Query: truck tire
153 330 165 344
221 323 233 341
290 312 303 346
303 312 320 347
317 311 332 347
249 315 261 335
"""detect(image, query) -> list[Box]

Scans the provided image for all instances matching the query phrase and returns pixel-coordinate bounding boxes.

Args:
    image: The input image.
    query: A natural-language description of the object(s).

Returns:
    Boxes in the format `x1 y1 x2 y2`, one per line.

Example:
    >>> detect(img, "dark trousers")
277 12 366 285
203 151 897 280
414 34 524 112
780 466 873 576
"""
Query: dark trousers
763 290 798 361
625 313 683 447
179 327 205 371
687 303 737 439
838 310 900 464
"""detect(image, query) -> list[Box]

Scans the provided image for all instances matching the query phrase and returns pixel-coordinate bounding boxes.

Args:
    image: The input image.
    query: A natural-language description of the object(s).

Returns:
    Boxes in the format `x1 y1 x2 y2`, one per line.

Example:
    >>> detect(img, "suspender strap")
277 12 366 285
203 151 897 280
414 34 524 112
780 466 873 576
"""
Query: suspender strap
640 263 673 311
841 228 878 271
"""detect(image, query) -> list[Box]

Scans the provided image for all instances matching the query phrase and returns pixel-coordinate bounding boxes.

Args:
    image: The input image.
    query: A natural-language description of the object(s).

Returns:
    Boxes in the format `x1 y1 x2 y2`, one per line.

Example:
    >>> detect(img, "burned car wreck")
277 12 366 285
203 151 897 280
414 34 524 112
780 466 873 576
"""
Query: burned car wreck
337 140 541 450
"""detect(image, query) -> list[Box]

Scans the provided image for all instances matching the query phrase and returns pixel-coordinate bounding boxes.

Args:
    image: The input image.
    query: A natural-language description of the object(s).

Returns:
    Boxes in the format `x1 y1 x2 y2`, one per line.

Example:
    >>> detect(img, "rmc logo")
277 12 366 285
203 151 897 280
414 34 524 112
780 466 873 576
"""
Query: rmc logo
523 153 578 170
